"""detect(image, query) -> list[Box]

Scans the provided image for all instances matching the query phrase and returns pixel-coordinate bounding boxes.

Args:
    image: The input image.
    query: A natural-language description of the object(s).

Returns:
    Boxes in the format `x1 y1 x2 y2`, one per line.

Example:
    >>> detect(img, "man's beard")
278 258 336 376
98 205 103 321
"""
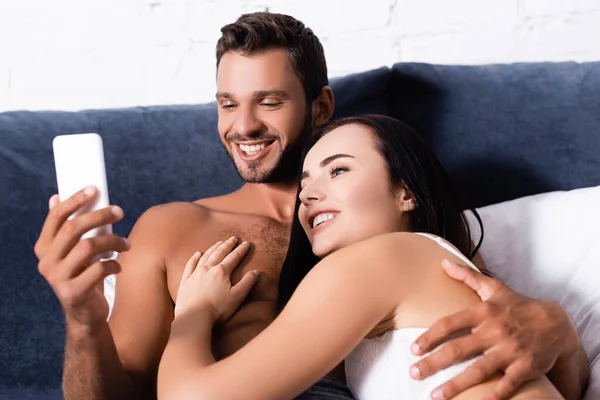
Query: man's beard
223 112 313 184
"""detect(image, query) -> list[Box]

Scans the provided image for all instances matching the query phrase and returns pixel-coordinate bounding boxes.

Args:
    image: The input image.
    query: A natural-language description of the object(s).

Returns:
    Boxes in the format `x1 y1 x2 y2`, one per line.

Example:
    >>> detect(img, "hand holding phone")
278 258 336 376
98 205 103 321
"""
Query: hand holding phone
33 133 130 328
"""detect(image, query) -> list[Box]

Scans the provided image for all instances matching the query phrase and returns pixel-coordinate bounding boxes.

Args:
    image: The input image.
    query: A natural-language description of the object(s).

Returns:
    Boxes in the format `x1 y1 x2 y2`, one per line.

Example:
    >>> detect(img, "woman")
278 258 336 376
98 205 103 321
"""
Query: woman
157 115 562 399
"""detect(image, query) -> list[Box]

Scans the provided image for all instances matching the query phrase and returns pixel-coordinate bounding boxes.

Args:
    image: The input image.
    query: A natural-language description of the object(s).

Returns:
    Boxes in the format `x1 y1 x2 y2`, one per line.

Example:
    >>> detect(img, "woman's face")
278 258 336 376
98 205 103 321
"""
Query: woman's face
299 124 414 258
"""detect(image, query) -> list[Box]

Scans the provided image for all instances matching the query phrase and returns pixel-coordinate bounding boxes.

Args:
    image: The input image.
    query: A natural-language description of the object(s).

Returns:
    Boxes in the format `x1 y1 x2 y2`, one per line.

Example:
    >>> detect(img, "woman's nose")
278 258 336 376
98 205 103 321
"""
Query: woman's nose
299 183 325 205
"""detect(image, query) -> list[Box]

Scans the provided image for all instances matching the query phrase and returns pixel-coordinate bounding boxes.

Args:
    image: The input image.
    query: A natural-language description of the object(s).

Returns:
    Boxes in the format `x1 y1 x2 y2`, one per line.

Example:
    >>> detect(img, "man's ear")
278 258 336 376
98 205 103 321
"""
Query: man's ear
396 183 418 212
311 86 335 127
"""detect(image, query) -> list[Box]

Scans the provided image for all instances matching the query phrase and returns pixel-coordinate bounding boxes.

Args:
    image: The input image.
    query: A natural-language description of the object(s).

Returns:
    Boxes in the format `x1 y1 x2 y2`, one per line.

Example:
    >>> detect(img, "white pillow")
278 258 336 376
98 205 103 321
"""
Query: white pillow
470 185 600 399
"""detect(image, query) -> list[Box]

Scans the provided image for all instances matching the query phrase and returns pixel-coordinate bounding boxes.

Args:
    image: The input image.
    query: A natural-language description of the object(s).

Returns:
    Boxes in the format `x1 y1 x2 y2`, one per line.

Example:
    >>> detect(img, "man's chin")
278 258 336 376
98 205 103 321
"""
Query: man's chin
236 165 276 184
234 157 297 184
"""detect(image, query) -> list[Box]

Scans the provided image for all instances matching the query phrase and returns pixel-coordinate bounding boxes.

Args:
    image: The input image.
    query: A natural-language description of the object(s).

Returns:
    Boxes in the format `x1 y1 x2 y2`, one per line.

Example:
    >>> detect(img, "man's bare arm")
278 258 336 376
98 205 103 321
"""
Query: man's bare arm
63 321 140 400
38 194 184 400
102 204 187 398
546 318 590 400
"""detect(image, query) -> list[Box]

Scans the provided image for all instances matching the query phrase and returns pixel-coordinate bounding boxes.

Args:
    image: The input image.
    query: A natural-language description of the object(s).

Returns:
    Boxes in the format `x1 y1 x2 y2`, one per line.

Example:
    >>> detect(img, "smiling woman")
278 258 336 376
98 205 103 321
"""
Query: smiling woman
157 114 563 400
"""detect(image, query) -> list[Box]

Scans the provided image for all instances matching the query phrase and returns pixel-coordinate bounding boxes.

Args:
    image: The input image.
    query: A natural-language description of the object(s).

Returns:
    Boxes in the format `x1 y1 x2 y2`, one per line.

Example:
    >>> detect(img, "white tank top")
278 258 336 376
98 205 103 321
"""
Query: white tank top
345 233 481 400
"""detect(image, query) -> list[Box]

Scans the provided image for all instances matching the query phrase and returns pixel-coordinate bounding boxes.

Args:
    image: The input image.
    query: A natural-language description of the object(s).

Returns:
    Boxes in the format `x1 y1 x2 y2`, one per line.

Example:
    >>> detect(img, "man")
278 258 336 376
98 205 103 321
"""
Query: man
35 12 588 400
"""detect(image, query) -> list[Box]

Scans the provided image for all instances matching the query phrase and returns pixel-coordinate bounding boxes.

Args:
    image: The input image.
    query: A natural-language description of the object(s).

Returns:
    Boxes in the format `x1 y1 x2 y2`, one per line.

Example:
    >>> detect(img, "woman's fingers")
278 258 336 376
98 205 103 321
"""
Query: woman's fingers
229 270 260 309
204 237 239 267
219 242 251 276
187 237 251 279
197 240 226 268
181 251 202 283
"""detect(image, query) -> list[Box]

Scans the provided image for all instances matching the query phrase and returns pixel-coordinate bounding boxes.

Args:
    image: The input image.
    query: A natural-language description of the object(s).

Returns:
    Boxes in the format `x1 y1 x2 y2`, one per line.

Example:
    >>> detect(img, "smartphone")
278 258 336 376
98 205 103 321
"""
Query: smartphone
52 133 113 247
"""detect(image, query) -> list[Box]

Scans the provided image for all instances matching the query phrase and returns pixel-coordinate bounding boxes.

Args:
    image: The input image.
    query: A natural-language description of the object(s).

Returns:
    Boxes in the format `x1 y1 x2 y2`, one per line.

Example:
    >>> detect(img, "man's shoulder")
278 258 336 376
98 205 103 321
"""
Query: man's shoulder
130 200 219 237
140 201 212 222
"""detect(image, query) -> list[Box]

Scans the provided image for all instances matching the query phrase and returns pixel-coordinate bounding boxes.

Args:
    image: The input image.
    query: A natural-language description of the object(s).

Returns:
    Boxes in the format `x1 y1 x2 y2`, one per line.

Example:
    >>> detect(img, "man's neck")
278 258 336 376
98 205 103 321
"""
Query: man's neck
239 181 298 223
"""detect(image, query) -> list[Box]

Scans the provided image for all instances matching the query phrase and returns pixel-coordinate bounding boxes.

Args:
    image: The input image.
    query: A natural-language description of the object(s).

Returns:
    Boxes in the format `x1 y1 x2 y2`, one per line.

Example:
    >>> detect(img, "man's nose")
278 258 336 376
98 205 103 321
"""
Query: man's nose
233 106 263 137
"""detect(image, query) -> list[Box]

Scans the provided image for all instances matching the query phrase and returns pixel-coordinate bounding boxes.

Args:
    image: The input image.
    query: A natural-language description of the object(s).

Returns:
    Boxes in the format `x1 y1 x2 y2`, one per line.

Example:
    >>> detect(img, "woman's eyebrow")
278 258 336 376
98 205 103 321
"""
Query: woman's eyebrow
301 154 355 180
319 153 355 167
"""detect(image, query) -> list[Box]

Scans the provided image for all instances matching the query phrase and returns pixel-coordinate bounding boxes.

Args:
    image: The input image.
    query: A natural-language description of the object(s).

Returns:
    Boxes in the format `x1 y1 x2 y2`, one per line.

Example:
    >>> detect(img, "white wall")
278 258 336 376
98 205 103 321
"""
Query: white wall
1 0 599 112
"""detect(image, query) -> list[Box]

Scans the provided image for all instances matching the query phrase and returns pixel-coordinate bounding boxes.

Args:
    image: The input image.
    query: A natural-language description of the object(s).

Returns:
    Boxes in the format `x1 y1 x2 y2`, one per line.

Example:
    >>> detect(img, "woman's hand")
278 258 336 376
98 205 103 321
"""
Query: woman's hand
174 236 260 324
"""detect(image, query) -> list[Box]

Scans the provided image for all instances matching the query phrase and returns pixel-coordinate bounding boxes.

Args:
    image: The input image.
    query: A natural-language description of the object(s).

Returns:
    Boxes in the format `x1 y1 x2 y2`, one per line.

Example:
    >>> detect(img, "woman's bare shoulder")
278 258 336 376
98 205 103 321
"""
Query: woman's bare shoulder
309 232 443 289
320 232 435 266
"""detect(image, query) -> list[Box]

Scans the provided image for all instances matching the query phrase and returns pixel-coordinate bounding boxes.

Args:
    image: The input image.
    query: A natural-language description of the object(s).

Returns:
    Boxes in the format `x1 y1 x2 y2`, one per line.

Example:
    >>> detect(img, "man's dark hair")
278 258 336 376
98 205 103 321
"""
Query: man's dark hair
216 12 328 103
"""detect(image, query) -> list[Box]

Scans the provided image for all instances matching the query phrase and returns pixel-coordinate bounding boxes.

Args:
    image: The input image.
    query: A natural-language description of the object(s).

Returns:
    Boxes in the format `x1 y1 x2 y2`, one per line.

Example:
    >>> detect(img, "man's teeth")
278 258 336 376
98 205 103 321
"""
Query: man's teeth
240 143 267 155
313 213 336 228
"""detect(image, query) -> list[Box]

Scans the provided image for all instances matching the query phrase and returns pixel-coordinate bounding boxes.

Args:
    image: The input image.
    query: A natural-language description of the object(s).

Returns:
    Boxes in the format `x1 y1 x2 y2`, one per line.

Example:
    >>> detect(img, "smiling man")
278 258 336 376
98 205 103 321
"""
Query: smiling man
34 12 588 400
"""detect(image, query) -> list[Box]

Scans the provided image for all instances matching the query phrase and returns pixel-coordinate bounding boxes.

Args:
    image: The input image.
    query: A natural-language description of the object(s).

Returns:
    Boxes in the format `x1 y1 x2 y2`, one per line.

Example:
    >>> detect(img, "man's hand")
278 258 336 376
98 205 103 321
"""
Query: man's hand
409 259 581 400
34 187 130 331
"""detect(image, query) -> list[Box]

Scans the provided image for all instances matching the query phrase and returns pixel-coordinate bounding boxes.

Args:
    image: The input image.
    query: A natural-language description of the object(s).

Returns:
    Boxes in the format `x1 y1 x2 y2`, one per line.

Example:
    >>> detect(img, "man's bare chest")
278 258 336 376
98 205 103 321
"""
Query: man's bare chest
165 215 291 303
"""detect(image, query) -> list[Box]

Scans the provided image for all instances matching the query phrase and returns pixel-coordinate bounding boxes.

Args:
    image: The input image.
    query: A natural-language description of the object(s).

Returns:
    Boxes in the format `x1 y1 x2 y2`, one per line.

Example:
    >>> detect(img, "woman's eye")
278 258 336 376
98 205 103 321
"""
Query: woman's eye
330 167 347 177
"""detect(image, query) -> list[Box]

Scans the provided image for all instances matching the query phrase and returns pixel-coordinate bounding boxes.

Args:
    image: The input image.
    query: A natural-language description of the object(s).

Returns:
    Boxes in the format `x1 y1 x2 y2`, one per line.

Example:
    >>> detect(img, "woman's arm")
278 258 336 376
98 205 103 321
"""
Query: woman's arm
157 233 412 400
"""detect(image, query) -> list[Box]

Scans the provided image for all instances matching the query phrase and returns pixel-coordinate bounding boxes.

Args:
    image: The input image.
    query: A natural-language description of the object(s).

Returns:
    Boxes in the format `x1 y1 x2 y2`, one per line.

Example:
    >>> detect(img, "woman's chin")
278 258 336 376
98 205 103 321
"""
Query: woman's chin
312 243 338 259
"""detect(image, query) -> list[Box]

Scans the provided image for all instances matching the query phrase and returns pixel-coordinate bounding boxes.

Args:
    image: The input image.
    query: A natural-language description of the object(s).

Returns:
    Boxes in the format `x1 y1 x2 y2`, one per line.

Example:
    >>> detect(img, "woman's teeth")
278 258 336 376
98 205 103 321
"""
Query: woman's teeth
313 213 336 228
240 143 267 155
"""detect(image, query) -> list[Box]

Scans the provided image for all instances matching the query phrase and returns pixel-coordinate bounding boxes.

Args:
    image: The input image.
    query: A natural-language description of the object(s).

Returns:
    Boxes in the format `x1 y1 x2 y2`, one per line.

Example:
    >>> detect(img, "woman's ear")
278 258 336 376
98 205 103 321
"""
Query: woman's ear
311 86 335 127
396 183 418 212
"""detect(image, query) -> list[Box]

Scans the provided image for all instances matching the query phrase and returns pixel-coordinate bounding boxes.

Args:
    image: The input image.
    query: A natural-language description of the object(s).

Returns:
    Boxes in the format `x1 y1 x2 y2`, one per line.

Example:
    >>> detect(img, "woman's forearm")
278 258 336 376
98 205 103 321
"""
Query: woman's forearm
157 310 216 399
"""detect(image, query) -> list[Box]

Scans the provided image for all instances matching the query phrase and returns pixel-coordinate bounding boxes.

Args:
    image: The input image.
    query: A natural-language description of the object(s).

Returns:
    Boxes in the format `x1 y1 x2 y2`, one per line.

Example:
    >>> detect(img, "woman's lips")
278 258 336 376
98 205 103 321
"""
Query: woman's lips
310 213 339 235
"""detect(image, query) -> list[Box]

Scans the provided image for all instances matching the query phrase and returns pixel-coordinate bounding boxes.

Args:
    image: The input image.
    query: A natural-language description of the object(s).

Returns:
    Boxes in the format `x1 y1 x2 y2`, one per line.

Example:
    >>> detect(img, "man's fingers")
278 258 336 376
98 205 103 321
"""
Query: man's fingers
182 251 202 282
442 259 498 301
412 310 479 356
410 333 490 380
230 270 260 306
35 186 97 258
220 242 251 276
49 206 124 261
485 361 533 400
49 194 60 210
60 235 130 279
61 260 121 306
429 354 506 400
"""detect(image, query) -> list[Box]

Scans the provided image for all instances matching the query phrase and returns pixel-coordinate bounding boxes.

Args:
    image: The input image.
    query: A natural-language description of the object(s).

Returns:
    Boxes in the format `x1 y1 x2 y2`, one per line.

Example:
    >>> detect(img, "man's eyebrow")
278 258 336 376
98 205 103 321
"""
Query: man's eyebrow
215 92 232 100
300 154 355 181
253 90 289 98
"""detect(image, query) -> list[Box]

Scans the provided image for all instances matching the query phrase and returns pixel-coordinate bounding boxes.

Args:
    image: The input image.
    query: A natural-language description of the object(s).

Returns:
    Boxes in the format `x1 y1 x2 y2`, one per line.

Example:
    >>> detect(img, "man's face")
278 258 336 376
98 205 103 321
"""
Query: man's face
216 49 311 183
